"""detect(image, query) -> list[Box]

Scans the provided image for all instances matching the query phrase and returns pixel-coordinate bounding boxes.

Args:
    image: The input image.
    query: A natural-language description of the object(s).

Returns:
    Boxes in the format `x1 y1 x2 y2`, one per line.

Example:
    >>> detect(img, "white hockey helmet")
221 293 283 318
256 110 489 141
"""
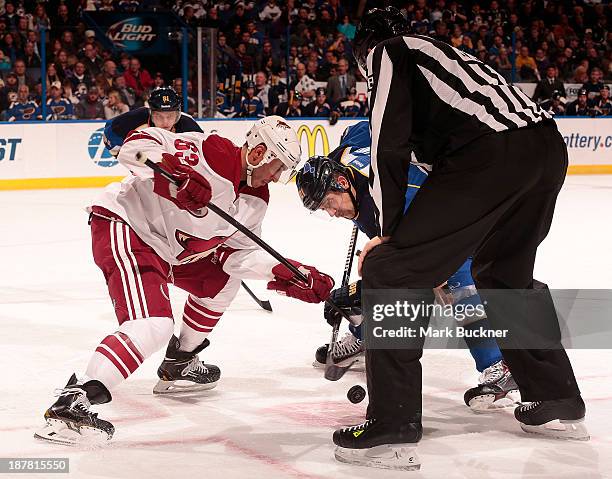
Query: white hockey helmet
245 115 302 186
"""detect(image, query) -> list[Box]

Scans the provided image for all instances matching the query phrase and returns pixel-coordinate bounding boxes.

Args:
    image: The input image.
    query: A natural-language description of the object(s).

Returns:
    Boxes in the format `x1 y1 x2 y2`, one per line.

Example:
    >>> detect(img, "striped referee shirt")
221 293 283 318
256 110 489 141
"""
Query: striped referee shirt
367 34 552 237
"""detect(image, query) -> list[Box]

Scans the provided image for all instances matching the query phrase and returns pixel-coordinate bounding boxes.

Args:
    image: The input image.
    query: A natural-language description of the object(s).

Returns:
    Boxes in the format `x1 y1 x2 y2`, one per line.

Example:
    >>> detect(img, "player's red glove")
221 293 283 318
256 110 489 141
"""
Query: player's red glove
267 260 334 303
153 153 212 213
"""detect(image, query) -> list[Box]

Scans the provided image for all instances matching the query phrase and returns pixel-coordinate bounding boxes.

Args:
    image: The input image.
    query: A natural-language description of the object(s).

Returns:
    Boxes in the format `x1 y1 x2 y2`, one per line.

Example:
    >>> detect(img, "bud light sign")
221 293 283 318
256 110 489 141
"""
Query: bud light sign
107 17 157 50
84 12 183 55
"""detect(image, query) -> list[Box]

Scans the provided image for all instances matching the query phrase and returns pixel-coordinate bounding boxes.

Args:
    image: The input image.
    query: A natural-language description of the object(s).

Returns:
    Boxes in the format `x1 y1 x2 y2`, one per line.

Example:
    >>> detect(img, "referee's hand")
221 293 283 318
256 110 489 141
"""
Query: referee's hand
358 236 390 276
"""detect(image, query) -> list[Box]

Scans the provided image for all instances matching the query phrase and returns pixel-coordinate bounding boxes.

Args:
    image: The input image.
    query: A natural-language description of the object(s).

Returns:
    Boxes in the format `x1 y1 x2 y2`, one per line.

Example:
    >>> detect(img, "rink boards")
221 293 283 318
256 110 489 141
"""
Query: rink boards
0 117 610 190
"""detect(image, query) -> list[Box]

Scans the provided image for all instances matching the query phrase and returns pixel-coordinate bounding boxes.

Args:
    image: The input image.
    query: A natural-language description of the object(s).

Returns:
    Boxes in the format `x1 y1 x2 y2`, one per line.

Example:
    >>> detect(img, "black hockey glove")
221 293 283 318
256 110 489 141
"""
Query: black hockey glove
324 280 362 326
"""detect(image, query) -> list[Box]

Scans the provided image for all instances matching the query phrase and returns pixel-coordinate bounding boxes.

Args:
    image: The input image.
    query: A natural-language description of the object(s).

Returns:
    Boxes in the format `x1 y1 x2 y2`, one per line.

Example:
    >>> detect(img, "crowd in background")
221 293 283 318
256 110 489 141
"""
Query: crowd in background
0 0 610 121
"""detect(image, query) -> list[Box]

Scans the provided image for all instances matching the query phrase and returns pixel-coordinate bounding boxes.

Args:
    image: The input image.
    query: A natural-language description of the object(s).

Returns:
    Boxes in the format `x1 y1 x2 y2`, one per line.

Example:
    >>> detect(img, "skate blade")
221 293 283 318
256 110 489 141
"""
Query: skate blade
520 418 590 441
469 390 521 412
34 418 111 446
334 444 420 471
153 378 218 395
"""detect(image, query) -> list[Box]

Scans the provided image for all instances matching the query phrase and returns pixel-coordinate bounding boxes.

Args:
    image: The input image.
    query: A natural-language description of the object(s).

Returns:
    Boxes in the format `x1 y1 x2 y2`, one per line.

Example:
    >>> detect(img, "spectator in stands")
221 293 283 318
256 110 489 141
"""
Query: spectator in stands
46 81 74 120
319 50 338 80
458 35 475 55
274 90 303 117
75 85 104 119
124 57 153 98
60 30 77 57
303 87 332 117
240 31 258 58
338 14 356 40
114 75 137 109
69 61 93 92
334 86 363 118
238 80 264 118
326 57 355 106
255 39 273 72
290 62 316 106
6 84 39 121
582 67 605 99
0 49 11 71
97 60 117 93
203 6 220 29
2 3 21 31
45 63 62 89
573 64 589 84
516 46 538 81
2 33 20 65
61 79 79 106
566 88 590 116
0 71 19 113
533 66 566 103
29 4 51 32
152 72 165 88
21 41 40 68
305 59 323 82
259 0 281 22
172 78 197 116
13 59 35 89
540 90 566 116
82 43 103 79
104 89 129 119
54 3 75 33
253 70 275 114
534 48 550 77
235 43 255 75
589 85 611 117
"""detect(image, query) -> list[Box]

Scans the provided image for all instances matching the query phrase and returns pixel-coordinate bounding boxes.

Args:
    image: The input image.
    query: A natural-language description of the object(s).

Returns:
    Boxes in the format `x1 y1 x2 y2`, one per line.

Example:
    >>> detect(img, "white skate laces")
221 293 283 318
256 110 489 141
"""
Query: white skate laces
478 360 505 385
54 387 92 415
334 333 362 358
181 356 209 378
344 419 375 433
520 401 542 412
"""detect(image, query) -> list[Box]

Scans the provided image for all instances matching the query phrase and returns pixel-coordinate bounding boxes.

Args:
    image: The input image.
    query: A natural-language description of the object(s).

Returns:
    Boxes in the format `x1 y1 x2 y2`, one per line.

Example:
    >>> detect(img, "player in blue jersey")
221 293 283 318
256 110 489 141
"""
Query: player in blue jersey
103 86 202 156
296 121 519 411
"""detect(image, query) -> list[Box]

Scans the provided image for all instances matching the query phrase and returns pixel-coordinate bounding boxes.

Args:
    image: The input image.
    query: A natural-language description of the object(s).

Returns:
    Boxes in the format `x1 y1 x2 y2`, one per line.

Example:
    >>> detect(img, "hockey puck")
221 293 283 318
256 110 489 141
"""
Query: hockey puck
347 385 366 404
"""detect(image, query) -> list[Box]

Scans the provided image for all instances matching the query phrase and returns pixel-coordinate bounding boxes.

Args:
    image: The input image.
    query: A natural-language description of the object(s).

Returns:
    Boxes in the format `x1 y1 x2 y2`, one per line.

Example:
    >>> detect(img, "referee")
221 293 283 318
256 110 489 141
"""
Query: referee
332 7 588 470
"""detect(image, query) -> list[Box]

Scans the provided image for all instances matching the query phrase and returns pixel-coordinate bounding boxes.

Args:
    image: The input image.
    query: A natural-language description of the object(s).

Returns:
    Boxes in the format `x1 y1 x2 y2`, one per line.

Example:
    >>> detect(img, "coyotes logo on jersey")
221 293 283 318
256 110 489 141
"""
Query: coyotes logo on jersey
175 229 236 264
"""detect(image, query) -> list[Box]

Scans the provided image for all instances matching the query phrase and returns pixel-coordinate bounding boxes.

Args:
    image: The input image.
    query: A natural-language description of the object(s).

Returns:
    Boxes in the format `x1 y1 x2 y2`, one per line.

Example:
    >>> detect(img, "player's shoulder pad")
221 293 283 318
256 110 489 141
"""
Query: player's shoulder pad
176 112 203 133
201 134 242 191
238 184 270 204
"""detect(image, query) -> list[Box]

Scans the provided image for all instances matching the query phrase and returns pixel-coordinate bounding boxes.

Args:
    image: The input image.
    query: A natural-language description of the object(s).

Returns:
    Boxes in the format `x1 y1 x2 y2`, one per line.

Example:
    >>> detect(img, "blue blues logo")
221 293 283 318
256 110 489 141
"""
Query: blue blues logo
106 17 157 51
88 128 117 167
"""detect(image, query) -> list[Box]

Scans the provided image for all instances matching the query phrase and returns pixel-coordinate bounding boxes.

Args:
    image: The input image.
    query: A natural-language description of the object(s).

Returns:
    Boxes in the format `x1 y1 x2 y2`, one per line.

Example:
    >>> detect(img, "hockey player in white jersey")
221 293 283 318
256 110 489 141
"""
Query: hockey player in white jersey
35 116 334 445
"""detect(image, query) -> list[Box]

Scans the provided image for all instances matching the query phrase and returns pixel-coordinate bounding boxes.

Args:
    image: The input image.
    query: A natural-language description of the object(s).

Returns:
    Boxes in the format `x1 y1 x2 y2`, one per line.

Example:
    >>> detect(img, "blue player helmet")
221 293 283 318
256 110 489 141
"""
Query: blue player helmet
296 155 357 213
353 6 409 76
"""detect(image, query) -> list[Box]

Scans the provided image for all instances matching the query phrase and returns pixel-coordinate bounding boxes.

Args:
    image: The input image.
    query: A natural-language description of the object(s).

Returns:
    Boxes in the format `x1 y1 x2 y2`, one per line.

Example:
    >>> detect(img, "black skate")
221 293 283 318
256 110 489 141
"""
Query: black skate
464 360 520 411
333 419 422 471
153 336 220 394
515 396 589 441
34 374 113 446
313 332 365 370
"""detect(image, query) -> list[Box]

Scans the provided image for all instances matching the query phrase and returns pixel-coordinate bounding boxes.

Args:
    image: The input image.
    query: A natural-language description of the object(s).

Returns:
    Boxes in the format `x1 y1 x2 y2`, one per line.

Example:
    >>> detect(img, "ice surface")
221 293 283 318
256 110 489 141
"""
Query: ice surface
0 175 611 478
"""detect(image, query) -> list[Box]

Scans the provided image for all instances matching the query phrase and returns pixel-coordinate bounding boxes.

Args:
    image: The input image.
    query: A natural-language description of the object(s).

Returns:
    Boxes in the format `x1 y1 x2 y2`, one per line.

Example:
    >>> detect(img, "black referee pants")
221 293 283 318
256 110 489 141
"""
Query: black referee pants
362 121 580 424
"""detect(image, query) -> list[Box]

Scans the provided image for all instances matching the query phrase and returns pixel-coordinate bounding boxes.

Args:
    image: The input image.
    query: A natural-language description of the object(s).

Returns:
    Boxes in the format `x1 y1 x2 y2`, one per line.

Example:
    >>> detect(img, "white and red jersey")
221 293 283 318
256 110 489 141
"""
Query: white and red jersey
91 127 279 280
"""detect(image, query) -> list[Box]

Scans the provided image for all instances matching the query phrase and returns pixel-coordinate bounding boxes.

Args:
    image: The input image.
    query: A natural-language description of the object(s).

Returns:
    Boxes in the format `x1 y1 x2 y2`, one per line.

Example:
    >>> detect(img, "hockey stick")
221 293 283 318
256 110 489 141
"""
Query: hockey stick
137 154 355 322
324 224 359 381
240 280 273 312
